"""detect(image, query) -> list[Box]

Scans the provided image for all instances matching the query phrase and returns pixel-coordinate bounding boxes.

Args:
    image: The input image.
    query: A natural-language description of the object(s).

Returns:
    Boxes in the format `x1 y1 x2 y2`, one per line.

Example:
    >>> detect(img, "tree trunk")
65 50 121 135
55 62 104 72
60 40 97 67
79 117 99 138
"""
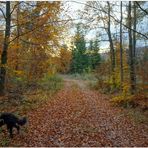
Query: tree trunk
107 2 115 85
120 1 123 86
133 1 137 88
16 2 20 70
128 1 136 94
0 2 11 95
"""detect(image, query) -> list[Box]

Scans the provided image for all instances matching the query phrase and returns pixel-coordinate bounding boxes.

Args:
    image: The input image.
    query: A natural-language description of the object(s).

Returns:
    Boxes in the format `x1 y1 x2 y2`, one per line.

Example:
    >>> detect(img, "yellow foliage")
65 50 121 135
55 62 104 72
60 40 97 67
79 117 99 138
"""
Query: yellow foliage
56 47 72 73
14 70 25 76
111 95 133 106
114 41 130 88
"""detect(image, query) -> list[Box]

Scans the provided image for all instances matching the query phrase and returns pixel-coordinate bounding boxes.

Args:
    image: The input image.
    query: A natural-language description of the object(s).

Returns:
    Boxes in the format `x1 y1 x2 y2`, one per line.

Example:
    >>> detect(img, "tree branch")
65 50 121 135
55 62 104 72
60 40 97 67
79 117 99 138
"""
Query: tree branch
0 8 6 19
9 18 78 43
10 2 23 15
72 1 148 40
136 2 148 15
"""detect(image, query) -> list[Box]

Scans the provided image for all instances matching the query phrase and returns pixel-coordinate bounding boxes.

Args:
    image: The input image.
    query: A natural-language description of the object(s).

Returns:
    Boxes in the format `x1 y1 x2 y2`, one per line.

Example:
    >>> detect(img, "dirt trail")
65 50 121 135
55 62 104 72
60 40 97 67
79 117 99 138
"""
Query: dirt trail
3 76 148 146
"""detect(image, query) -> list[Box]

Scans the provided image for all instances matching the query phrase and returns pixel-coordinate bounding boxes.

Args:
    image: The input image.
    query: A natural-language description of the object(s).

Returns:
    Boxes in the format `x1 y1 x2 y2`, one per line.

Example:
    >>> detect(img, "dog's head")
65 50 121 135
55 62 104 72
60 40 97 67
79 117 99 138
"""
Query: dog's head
0 119 4 127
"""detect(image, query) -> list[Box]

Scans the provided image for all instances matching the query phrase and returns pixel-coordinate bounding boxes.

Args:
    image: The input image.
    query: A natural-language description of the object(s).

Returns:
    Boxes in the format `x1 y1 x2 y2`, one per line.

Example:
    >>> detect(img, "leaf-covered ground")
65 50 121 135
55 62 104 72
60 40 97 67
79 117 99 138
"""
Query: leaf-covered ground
1 77 148 147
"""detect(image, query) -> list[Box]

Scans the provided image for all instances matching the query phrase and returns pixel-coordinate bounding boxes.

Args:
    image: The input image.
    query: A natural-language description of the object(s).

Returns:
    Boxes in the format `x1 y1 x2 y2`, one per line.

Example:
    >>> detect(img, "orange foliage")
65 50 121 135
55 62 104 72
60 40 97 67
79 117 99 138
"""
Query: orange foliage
56 47 72 73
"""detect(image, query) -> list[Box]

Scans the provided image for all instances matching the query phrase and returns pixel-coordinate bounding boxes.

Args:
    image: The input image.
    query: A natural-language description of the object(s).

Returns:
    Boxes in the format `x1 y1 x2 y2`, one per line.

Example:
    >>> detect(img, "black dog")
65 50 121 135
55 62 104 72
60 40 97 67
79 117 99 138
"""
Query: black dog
0 113 27 138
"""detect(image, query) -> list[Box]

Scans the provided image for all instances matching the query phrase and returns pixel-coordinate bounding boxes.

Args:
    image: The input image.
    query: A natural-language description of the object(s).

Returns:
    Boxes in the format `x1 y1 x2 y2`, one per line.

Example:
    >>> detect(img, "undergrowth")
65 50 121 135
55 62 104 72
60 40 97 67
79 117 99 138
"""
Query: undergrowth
0 74 63 114
68 73 97 81
126 108 148 124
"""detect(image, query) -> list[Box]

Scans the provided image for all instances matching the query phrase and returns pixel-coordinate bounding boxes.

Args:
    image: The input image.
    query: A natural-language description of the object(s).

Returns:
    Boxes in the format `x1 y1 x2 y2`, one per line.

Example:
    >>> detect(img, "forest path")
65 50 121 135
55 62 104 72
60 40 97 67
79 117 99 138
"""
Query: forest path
8 76 148 146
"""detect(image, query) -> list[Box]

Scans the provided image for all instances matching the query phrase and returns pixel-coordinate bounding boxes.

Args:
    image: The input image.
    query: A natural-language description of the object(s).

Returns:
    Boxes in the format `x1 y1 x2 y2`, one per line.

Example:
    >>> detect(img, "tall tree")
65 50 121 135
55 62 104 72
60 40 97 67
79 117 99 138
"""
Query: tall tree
120 1 123 86
128 1 136 94
15 2 20 70
107 2 115 85
133 1 137 58
132 1 137 90
70 23 87 73
0 1 11 95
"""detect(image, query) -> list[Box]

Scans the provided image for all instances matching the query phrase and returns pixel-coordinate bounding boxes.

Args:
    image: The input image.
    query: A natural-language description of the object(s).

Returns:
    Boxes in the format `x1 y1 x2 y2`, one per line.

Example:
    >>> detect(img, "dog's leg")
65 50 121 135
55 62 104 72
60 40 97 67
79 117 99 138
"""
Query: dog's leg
7 125 13 138
14 124 20 134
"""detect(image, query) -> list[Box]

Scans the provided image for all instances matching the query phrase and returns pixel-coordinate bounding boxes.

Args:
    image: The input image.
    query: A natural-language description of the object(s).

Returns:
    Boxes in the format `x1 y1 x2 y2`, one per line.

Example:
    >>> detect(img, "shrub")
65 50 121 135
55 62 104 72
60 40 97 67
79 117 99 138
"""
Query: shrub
111 95 134 108
38 74 63 92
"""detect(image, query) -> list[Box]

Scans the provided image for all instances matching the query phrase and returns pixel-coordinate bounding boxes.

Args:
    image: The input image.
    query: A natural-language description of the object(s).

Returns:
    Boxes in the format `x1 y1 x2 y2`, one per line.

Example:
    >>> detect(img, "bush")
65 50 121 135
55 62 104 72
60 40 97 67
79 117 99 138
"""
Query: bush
6 74 28 93
11 76 27 87
38 74 63 92
111 95 134 108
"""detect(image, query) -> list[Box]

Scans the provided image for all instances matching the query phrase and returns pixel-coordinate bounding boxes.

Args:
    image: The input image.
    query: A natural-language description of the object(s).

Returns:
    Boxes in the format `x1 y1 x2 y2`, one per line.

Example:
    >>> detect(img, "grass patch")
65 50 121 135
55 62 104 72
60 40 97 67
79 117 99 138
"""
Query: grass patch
0 74 63 114
0 137 10 147
68 73 97 81
19 90 52 112
126 108 148 124
88 80 99 90
71 83 79 89
111 93 148 124
38 74 63 92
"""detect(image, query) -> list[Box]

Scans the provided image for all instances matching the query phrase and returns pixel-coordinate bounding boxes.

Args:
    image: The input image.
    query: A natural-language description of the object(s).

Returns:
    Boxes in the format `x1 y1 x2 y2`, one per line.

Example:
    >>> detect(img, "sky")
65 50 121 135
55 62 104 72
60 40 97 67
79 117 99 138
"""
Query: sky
64 1 110 51
63 1 148 52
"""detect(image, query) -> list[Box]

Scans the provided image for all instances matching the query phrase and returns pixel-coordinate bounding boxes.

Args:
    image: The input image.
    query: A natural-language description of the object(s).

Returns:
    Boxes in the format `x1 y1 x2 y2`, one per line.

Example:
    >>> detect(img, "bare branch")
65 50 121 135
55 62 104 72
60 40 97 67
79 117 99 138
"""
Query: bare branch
0 7 6 19
136 2 148 15
10 2 23 15
9 18 79 43
0 2 6 4
72 1 148 40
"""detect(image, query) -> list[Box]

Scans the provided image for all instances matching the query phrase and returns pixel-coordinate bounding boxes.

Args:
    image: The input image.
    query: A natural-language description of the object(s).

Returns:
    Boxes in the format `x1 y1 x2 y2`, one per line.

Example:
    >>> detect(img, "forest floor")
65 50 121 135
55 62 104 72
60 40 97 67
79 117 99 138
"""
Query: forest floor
0 75 148 147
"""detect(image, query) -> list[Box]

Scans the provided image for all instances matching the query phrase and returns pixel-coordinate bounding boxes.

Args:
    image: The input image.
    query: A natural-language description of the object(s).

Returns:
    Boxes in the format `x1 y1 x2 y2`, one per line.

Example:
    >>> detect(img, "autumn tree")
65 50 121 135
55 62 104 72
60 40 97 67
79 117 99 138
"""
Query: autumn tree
56 45 72 73
0 1 67 93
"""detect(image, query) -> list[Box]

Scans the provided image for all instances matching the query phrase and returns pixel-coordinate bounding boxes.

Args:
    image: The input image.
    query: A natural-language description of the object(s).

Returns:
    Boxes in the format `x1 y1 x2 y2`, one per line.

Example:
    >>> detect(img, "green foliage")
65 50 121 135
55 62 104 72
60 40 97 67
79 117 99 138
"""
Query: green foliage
0 138 10 147
10 76 27 88
70 23 101 73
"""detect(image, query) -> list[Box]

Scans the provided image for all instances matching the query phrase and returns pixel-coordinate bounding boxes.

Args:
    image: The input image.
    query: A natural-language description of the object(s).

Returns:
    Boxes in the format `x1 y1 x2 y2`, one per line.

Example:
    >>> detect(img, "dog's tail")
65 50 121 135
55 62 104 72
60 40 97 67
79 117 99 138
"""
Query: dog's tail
17 117 27 126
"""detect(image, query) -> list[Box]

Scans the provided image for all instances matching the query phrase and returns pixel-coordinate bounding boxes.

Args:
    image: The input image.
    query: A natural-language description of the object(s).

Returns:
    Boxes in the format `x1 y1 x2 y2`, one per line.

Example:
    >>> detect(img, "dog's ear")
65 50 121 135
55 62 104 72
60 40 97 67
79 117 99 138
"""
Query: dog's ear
0 119 4 127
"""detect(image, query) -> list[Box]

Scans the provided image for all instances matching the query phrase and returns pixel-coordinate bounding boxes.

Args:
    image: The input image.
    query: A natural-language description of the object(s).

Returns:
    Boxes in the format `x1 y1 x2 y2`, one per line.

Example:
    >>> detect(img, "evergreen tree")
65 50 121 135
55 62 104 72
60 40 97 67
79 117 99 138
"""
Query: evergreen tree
70 23 88 73
70 23 101 73
88 39 101 69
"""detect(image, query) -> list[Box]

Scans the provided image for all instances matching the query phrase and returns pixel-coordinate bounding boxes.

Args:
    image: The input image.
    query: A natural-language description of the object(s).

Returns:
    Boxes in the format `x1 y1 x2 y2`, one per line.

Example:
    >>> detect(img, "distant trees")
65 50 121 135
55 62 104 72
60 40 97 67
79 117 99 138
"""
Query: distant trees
88 39 100 69
70 24 87 73
77 1 148 94
70 23 101 73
